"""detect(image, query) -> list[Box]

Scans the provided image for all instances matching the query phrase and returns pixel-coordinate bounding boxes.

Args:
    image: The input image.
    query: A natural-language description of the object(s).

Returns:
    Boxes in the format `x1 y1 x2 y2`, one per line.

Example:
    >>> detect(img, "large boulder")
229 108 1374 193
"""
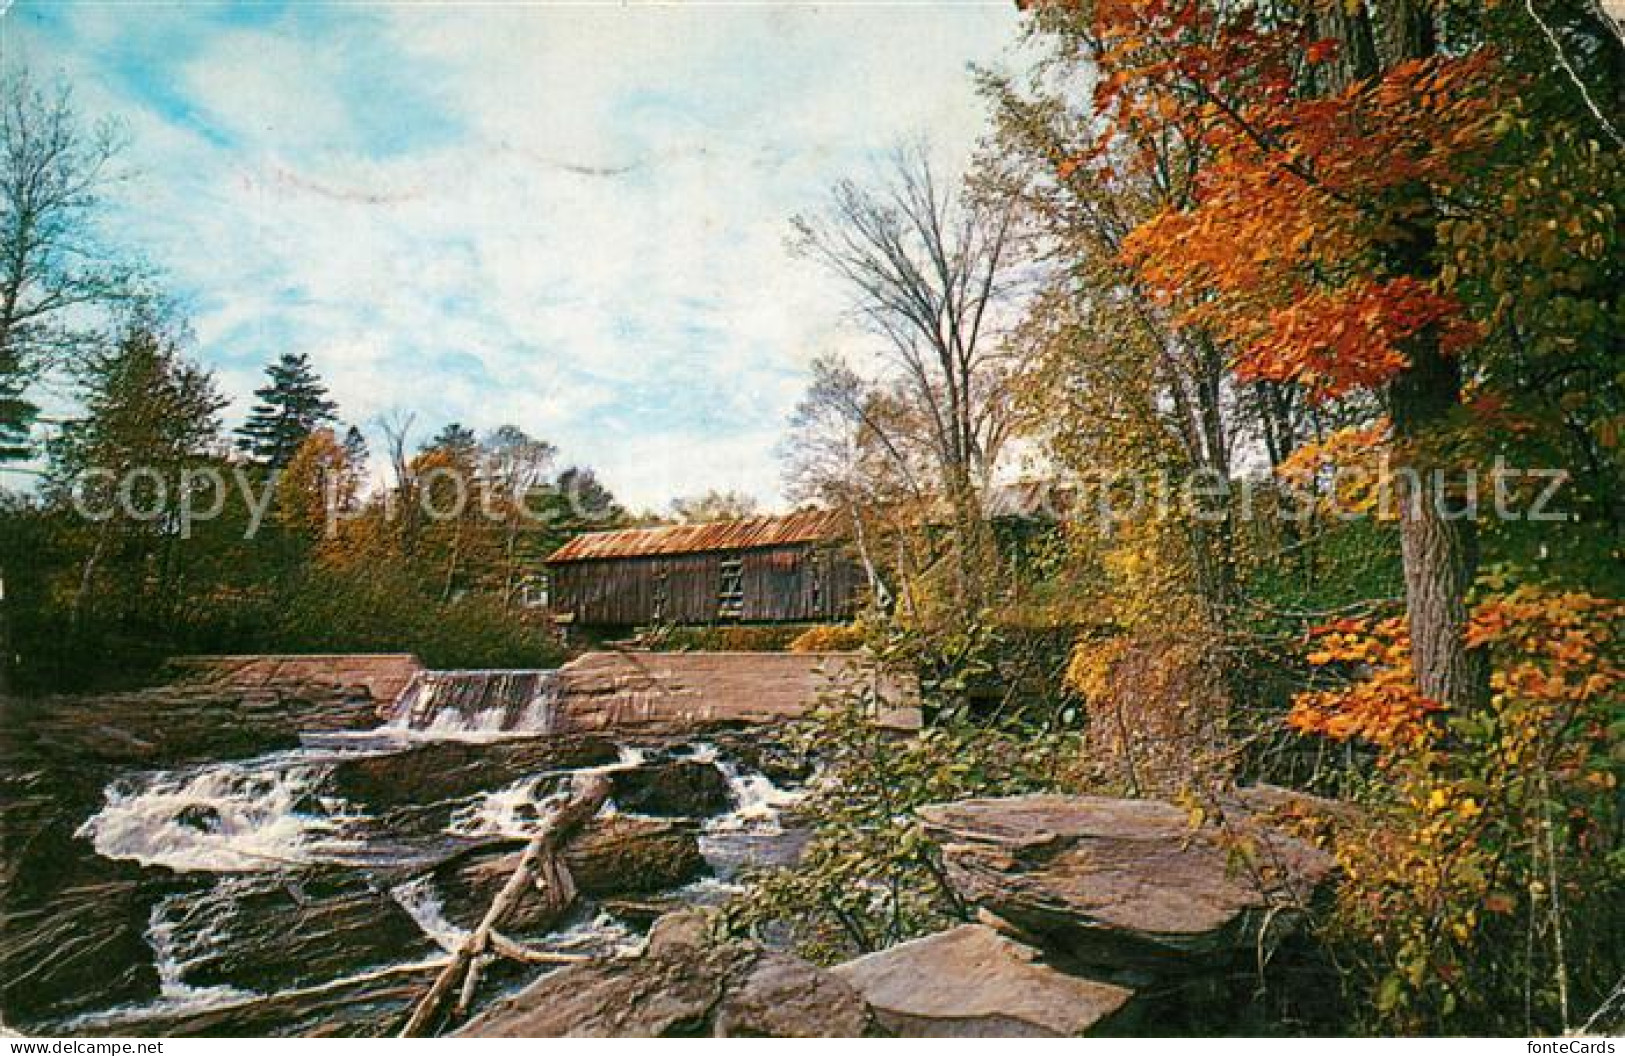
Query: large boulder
327 736 619 809
4 689 309 768
609 760 732 818
706 730 814 785
833 924 1136 1037
457 910 876 1037
0 878 166 1027
566 815 707 895
433 816 706 933
168 653 424 723
168 870 439 994
918 795 1336 978
0 737 193 1027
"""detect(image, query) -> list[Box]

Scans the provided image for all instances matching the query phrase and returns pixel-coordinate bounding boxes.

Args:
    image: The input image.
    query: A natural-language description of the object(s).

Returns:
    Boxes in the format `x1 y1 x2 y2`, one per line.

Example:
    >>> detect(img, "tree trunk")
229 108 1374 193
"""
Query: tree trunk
1390 339 1488 710
0 565 12 698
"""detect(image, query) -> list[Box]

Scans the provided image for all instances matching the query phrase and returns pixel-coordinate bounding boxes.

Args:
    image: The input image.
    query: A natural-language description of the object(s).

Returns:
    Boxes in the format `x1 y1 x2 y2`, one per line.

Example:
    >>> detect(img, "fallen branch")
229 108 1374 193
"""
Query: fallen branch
488 930 590 966
400 772 611 1037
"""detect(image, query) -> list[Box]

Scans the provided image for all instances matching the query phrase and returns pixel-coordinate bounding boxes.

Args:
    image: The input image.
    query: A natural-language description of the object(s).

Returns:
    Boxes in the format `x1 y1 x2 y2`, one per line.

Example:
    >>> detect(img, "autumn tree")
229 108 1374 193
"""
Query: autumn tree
0 68 135 462
793 144 1025 611
1043 0 1625 1029
670 488 759 524
274 427 361 540
1071 0 1623 711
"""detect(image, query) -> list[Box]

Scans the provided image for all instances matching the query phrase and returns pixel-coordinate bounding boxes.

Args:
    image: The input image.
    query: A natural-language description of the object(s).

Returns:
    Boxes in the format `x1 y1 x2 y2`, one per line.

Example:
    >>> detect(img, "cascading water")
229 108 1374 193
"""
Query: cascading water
388 670 563 734
687 743 810 882
45 680 808 1035
76 755 365 873
448 746 650 839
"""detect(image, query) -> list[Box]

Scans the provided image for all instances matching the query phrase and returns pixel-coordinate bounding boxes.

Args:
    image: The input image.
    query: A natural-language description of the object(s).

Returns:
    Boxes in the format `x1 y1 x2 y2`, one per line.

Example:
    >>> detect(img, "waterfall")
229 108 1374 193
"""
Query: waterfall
387 669 562 734
76 757 363 873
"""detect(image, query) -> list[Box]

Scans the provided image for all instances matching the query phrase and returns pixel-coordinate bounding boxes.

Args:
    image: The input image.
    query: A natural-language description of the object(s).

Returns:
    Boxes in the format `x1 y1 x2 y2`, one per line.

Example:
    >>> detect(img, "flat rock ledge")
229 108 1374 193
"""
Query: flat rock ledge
456 910 876 1038
833 924 1136 1037
918 794 1337 978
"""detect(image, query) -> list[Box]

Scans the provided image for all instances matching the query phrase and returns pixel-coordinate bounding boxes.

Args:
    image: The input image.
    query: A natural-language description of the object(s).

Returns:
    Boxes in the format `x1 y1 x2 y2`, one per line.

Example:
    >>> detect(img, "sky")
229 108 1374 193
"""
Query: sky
1 0 1025 511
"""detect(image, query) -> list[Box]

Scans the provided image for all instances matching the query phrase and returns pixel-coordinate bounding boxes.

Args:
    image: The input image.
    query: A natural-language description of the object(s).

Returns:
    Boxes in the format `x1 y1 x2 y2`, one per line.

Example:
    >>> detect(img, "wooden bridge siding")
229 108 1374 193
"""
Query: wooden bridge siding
551 544 862 626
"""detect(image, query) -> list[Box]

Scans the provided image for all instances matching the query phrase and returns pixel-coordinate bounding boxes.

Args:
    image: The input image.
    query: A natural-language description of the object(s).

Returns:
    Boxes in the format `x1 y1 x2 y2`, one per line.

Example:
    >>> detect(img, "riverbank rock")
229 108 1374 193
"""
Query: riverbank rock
3 689 314 768
433 816 706 932
327 736 619 808
0 878 165 1026
80 962 444 1038
832 924 1136 1037
457 910 876 1037
169 653 425 722
609 760 731 818
918 795 1336 978
171 870 438 994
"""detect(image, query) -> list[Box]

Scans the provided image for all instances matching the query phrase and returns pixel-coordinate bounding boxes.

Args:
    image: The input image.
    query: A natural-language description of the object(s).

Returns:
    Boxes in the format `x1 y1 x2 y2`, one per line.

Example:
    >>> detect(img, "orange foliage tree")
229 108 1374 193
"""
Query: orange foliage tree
1079 0 1512 710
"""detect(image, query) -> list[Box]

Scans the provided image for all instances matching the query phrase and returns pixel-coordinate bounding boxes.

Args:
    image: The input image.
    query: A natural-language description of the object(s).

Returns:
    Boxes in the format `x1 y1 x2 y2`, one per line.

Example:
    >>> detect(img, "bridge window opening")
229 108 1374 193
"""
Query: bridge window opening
718 558 745 619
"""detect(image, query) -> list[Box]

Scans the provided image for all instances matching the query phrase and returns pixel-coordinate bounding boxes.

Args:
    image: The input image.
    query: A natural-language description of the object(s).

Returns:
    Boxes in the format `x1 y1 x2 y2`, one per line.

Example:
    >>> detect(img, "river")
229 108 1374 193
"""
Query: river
1 670 808 1037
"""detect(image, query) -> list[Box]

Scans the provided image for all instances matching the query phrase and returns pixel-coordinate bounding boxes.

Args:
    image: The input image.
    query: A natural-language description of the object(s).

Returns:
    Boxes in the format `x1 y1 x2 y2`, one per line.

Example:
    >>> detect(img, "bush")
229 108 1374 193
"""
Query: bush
273 560 565 670
638 624 805 652
725 664 1087 962
1289 586 1623 1034
788 623 867 653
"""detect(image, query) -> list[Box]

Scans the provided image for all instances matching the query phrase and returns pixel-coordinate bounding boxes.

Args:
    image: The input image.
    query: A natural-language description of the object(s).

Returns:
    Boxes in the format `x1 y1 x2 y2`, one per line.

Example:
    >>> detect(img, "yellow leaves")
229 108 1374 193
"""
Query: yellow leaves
1066 636 1127 700
1276 421 1392 517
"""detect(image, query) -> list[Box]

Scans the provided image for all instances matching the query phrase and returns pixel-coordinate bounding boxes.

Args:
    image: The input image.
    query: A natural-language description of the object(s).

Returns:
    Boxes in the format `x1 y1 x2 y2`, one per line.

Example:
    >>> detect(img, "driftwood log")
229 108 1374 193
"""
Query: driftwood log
400 773 611 1037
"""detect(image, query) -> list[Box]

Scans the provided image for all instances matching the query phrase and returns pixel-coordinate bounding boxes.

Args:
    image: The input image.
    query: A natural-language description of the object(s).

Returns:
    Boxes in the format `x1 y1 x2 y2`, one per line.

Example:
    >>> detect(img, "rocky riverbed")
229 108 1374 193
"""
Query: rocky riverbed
0 672 813 1037
3 656 1347 1037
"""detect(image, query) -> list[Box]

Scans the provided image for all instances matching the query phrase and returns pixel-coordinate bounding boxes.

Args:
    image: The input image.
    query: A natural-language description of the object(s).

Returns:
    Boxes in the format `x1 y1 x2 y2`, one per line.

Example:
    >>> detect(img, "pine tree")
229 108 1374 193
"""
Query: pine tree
422 421 477 459
234 352 338 468
340 424 369 469
0 373 36 462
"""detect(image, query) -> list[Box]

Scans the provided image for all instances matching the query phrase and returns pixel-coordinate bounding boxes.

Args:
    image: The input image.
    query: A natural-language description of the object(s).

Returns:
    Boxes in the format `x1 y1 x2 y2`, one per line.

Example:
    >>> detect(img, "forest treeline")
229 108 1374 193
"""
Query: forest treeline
0 94 634 688
1 0 1622 1037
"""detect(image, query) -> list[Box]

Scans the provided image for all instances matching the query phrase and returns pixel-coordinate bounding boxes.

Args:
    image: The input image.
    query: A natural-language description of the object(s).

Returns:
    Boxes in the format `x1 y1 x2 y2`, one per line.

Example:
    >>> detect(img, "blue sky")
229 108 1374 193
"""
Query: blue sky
2 1 1023 510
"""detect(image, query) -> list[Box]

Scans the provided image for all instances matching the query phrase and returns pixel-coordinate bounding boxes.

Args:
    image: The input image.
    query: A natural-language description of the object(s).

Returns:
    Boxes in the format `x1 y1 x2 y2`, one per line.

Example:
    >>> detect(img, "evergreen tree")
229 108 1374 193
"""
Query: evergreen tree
0 374 35 462
422 421 477 459
552 465 623 525
234 352 338 468
340 424 369 470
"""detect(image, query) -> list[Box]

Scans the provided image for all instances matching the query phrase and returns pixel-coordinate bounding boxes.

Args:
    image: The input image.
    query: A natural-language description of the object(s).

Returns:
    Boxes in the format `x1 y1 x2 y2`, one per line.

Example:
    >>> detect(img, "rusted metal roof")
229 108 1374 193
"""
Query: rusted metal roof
545 509 849 564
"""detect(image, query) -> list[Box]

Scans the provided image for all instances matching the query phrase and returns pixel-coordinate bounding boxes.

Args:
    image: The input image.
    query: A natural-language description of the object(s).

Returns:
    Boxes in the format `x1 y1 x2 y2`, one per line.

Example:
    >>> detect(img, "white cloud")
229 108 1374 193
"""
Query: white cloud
8 1 1023 510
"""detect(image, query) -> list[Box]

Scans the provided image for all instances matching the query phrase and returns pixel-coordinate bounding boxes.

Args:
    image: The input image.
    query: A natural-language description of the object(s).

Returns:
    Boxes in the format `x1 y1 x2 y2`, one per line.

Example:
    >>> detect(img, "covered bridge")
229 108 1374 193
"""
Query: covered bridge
544 510 865 627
